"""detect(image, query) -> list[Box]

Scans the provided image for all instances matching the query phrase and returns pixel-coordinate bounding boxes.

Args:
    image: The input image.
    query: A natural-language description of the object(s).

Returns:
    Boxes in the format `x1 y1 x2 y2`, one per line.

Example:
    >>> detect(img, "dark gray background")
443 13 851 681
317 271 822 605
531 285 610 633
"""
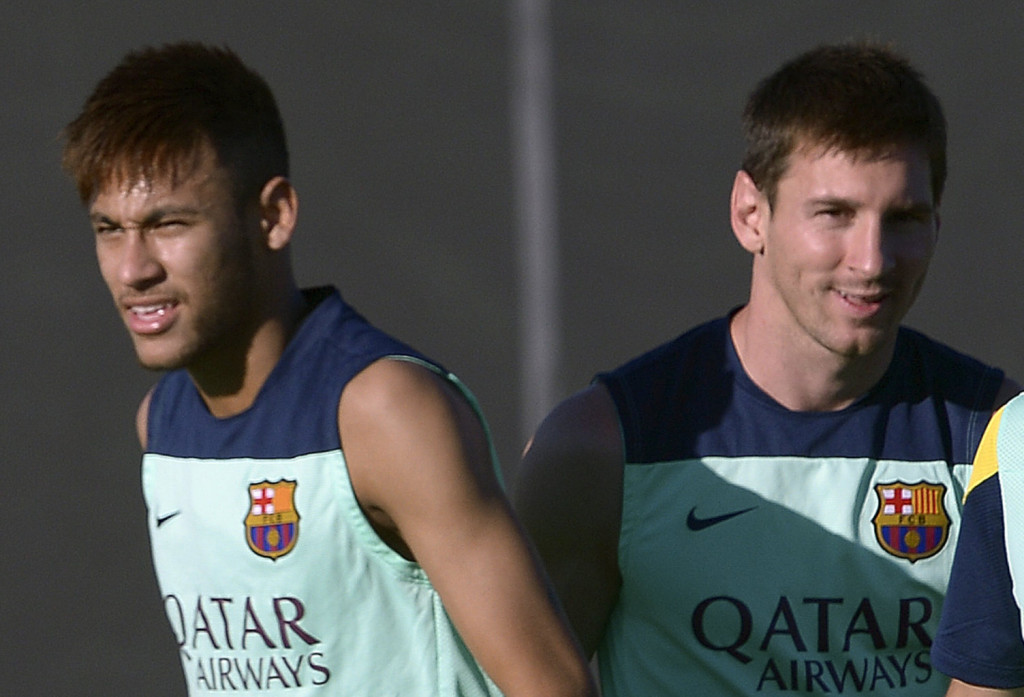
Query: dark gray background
4 3 1024 694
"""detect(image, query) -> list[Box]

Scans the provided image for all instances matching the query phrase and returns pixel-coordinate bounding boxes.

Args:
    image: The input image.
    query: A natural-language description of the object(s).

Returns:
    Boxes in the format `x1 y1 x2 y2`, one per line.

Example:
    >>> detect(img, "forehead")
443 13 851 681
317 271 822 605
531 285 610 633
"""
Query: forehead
780 143 932 199
89 148 233 215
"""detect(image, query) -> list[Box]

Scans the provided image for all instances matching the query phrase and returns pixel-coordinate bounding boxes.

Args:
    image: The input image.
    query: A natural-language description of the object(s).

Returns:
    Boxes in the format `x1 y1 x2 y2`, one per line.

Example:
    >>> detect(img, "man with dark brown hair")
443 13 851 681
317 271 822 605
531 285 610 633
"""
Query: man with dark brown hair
514 42 1019 696
64 42 595 697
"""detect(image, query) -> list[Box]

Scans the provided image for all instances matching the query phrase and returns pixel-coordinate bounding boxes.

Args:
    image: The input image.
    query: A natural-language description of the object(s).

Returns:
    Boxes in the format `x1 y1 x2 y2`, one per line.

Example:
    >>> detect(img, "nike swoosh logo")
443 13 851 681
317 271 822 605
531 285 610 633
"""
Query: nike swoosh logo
156 511 181 528
686 506 757 531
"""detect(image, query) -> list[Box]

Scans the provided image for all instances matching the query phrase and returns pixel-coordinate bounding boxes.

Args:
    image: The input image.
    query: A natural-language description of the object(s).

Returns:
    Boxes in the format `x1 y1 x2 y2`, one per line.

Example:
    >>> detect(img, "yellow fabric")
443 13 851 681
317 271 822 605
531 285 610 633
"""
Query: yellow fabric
965 405 1004 498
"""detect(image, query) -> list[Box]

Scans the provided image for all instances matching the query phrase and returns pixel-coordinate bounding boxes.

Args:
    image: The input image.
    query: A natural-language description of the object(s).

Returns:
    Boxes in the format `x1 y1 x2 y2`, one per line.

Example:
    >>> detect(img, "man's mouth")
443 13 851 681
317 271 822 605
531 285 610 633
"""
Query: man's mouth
131 303 171 318
837 290 886 304
834 288 892 318
124 299 178 334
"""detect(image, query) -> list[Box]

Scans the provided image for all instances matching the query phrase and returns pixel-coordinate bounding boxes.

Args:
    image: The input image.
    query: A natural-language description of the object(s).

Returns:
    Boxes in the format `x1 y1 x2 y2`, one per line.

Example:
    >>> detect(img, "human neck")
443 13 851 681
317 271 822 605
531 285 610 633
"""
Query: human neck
729 305 895 412
190 286 308 418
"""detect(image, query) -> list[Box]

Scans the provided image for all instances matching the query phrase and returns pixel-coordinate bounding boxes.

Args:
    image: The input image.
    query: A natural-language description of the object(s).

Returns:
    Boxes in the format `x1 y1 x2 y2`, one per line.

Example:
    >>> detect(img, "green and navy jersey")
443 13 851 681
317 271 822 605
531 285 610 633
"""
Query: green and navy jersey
142 287 502 697
595 315 1003 696
933 396 1024 688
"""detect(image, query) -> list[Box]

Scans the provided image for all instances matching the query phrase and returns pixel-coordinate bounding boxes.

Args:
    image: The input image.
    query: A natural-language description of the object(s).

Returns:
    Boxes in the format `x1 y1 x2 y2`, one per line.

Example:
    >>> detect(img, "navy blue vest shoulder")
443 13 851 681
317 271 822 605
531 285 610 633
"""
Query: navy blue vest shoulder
146 287 430 460
598 317 1004 467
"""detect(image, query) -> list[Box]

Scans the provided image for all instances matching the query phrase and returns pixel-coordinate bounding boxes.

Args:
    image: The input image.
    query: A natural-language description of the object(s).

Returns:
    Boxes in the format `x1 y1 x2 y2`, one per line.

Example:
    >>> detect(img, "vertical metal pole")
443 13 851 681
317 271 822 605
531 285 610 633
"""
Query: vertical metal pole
510 0 560 444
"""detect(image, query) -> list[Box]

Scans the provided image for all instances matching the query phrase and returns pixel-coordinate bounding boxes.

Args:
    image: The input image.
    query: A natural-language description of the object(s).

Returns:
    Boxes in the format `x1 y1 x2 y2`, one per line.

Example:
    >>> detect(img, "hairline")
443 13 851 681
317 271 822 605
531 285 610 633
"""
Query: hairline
758 133 942 209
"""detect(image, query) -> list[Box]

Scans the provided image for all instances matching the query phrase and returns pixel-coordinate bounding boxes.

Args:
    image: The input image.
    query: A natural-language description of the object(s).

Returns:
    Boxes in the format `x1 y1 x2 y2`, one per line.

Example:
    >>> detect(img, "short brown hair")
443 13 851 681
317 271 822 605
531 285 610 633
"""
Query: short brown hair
62 42 288 204
741 42 947 207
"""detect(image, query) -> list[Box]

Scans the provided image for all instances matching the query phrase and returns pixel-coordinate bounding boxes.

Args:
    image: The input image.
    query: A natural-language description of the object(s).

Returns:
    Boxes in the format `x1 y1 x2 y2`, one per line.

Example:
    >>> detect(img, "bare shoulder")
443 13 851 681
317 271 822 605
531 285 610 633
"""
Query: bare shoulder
339 357 481 439
339 357 455 420
514 382 623 502
136 387 155 449
338 357 494 517
512 382 624 656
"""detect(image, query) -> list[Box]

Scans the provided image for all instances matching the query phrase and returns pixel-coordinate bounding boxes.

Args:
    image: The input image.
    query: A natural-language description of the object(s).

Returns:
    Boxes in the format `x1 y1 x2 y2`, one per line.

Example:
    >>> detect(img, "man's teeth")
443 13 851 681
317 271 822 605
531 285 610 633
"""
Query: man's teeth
840 291 881 303
132 304 168 315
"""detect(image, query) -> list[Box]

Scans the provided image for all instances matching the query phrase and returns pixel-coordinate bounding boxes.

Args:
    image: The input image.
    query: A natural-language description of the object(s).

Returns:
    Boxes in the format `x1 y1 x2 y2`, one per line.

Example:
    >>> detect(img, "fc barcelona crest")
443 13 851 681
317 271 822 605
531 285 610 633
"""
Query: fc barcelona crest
872 481 949 563
244 480 300 560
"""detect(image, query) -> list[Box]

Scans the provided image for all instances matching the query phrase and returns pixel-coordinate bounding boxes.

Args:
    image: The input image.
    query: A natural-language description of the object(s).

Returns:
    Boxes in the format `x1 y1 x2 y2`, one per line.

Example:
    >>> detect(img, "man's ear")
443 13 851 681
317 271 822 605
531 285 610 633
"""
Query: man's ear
731 169 768 255
258 176 299 251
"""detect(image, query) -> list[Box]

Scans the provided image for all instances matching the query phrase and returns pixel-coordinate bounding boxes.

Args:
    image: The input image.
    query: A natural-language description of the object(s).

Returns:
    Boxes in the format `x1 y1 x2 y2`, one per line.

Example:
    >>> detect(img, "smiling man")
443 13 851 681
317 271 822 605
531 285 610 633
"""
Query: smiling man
63 43 595 697
513 42 1020 696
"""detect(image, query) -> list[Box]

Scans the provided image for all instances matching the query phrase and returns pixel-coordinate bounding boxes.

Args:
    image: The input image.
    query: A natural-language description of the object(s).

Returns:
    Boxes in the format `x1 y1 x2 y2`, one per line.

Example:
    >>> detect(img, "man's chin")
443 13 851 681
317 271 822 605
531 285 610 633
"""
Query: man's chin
835 328 897 360
134 356 185 372
130 342 190 372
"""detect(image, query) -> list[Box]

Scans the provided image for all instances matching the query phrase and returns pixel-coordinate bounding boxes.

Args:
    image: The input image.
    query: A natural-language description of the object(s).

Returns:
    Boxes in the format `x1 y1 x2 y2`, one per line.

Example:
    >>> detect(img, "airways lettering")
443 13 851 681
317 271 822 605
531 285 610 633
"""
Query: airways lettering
193 652 332 691
756 651 932 691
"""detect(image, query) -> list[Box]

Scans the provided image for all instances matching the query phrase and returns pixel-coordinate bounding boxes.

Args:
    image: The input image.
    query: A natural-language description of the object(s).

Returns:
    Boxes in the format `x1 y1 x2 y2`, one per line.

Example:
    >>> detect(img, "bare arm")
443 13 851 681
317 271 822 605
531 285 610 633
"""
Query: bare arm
512 383 624 658
136 388 154 449
947 679 1024 697
340 358 596 697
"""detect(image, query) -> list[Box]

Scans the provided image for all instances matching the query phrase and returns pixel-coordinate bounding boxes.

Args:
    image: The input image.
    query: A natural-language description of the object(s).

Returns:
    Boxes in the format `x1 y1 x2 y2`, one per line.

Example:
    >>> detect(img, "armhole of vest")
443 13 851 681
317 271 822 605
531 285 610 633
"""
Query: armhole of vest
336 353 502 580
145 379 169 452
593 374 638 577
381 354 503 485
596 373 638 465
334 445 429 582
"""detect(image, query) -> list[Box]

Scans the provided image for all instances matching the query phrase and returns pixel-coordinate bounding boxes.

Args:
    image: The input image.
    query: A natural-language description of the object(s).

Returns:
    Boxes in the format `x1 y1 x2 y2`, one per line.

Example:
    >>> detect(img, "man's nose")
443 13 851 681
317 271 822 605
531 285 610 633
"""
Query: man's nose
119 231 164 288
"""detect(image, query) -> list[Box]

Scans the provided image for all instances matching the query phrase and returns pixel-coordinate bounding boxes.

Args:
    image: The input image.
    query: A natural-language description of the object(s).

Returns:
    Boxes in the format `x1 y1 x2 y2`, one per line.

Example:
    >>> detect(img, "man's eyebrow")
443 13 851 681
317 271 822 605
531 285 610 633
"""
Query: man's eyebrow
89 211 116 225
804 196 934 213
805 195 858 208
88 205 201 226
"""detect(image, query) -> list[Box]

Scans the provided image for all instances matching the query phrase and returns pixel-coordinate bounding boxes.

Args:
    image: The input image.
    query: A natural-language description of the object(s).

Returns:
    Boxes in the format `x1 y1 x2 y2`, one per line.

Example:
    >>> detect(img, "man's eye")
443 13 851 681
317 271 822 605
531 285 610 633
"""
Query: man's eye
818 208 851 220
150 219 192 234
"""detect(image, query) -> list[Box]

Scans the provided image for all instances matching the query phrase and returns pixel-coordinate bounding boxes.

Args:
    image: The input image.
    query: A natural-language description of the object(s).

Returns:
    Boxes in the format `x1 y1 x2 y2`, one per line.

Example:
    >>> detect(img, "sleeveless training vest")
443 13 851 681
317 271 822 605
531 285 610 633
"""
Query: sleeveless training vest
143 287 503 696
595 317 1001 696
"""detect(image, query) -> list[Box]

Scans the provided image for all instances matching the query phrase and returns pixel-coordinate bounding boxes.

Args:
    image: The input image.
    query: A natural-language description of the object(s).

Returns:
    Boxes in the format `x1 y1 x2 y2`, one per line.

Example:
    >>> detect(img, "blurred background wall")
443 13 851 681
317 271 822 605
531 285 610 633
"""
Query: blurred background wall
4 3 1024 693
